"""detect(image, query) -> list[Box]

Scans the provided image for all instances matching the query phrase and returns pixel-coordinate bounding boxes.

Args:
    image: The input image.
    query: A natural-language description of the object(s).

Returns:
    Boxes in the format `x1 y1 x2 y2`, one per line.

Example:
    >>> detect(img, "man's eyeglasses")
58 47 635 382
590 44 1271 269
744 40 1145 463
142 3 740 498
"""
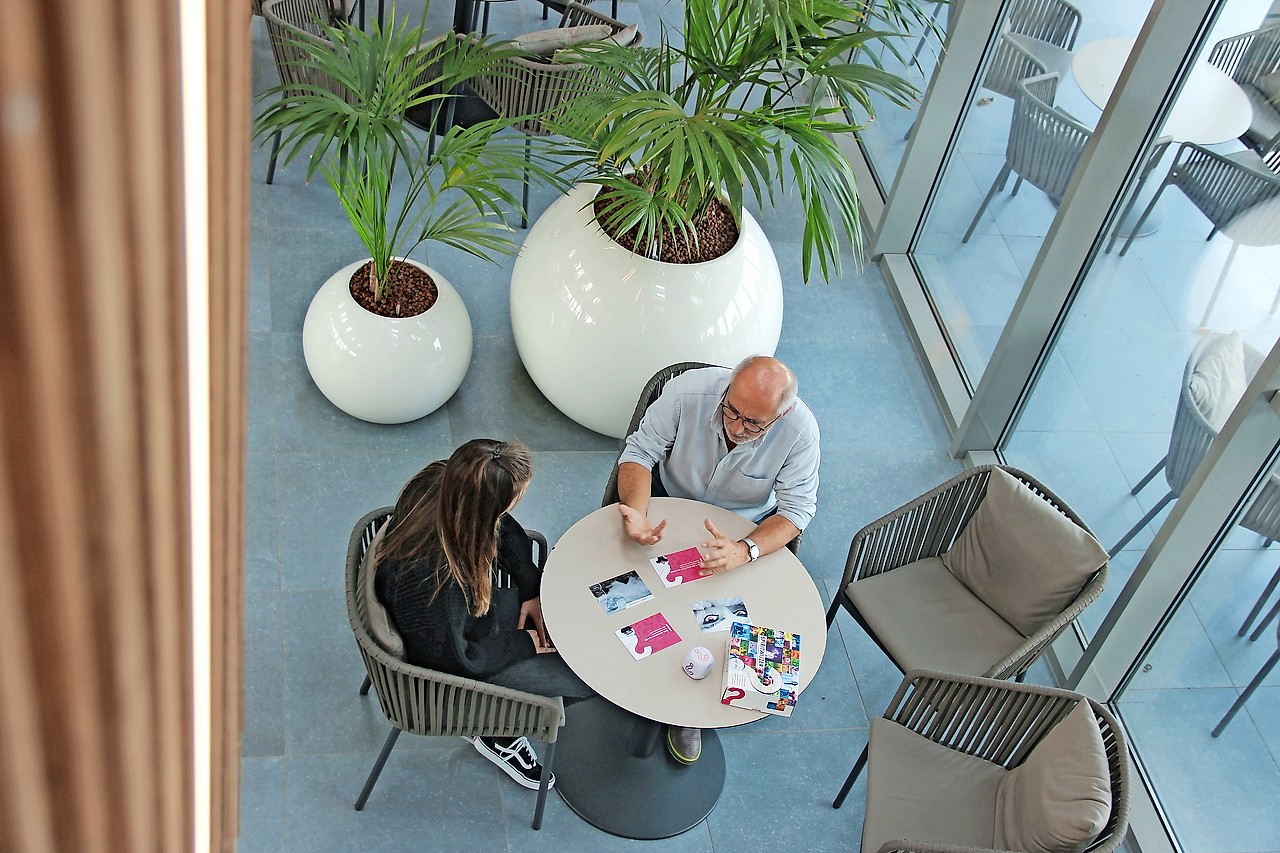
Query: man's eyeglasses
720 393 786 436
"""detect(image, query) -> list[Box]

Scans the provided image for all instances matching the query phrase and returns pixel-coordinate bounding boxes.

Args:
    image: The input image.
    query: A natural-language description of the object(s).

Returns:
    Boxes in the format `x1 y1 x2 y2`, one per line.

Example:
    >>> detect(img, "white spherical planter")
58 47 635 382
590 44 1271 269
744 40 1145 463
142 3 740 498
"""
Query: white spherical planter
510 184 784 438
302 259 472 424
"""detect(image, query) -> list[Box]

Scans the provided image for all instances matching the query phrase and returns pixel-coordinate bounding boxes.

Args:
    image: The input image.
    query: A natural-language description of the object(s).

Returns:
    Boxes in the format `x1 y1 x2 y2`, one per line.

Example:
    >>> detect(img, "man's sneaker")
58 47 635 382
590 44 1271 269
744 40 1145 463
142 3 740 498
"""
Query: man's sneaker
667 726 701 764
472 735 555 790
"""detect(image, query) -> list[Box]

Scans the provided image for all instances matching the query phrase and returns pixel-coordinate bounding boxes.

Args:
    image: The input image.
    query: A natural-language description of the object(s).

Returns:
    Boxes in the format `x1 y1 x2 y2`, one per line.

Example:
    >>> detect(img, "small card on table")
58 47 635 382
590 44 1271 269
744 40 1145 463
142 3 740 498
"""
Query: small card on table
588 568 654 614
615 612 682 660
649 546 707 587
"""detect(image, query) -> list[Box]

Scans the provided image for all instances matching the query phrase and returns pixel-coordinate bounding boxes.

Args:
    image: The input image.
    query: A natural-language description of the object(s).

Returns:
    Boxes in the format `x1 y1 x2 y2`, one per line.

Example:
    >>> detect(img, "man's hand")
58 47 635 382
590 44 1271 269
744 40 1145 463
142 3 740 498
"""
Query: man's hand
618 503 668 545
518 597 554 651
699 518 750 574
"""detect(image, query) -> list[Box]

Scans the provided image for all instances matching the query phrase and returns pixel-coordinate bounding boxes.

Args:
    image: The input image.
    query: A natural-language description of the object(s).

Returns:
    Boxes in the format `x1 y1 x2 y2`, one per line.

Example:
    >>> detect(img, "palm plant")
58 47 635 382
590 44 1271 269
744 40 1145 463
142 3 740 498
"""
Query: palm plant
546 0 936 281
254 5 565 307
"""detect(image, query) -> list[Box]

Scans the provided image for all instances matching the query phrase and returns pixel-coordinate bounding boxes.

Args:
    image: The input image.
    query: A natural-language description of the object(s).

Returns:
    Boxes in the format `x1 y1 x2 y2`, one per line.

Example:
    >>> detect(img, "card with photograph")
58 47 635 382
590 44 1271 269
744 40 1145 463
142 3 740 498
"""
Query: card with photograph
588 569 654 614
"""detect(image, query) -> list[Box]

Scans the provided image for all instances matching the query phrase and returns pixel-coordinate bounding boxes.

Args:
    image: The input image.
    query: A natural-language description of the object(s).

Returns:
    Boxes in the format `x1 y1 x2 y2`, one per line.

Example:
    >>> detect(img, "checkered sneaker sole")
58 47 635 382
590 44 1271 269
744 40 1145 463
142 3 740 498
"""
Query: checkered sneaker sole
472 736 554 791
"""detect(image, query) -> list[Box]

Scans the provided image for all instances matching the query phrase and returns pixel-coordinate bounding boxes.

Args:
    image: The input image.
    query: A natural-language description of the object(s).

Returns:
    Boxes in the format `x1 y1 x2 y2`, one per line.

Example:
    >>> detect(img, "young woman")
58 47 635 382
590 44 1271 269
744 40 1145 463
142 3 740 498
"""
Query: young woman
374 438 593 790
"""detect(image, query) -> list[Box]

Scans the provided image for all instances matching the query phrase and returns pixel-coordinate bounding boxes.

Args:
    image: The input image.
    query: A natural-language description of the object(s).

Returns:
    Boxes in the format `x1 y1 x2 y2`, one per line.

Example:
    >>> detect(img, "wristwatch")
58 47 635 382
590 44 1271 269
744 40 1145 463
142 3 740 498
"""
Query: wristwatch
740 537 760 562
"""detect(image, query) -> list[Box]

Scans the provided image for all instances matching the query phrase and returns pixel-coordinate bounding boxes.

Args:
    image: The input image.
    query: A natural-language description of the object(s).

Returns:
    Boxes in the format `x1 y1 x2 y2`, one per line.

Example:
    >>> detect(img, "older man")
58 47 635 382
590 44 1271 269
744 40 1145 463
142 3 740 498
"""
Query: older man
614 356 821 764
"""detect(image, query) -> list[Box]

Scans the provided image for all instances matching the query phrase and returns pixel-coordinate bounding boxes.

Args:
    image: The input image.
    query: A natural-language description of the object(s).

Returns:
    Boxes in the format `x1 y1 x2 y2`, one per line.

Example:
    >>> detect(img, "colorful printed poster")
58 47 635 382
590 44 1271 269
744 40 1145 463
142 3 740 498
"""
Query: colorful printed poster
720 621 801 716
615 612 682 660
650 546 708 587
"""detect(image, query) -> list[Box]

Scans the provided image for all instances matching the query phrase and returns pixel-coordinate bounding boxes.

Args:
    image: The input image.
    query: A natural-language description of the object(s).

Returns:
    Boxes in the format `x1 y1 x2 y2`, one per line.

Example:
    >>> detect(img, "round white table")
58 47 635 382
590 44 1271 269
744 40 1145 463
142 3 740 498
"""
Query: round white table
1072 37 1254 238
540 497 827 839
1072 36 1253 145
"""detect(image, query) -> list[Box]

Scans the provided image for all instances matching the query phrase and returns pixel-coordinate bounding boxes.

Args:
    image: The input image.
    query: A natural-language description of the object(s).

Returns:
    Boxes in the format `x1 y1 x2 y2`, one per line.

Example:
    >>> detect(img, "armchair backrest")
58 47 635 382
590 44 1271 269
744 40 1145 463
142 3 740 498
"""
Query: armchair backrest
1006 0 1082 51
1007 72 1091 204
344 506 565 740
262 0 353 100
1168 142 1280 229
1209 24 1280 87
601 361 717 507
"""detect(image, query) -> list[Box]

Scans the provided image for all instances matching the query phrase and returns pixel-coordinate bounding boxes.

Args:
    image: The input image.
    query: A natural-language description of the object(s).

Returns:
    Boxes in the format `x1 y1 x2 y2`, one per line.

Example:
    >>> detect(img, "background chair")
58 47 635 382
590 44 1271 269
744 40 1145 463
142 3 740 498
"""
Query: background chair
345 507 564 829
982 0 1081 102
1213 619 1280 737
827 464 1107 681
1109 332 1280 556
1115 143 1280 325
834 670 1130 853
470 1 641 227
601 361 715 508
1208 24 1280 157
599 361 803 554
261 0 358 184
963 73 1090 243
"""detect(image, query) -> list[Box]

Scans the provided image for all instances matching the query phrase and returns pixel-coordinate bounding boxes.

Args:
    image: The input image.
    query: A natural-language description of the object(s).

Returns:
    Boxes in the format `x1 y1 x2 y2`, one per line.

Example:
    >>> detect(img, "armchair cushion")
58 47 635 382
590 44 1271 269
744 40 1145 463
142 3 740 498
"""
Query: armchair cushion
511 23 612 57
994 701 1112 853
942 468 1106 636
360 523 405 658
847 557 1027 676
1187 332 1246 432
863 717 1006 852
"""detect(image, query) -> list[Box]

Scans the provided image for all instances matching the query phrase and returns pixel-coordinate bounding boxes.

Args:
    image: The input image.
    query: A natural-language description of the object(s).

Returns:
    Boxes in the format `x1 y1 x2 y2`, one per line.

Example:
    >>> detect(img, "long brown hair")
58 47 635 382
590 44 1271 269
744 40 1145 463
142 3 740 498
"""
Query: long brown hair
376 438 533 616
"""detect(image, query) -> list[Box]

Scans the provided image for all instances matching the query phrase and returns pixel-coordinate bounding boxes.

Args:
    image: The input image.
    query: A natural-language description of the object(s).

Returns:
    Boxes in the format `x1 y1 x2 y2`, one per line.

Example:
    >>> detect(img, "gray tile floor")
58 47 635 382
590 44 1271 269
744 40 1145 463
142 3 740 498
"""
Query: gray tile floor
241 4 980 850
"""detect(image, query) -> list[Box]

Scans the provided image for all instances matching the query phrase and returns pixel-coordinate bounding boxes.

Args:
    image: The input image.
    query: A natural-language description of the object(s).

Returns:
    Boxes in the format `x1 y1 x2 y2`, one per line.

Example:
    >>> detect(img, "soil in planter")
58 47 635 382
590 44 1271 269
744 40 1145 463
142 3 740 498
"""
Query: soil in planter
349 260 438 319
593 186 741 265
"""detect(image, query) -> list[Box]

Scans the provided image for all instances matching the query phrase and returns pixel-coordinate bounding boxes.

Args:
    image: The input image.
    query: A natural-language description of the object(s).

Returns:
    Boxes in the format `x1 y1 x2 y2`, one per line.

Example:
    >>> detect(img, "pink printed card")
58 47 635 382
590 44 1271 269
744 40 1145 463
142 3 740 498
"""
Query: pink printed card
649 546 708 587
615 612 682 660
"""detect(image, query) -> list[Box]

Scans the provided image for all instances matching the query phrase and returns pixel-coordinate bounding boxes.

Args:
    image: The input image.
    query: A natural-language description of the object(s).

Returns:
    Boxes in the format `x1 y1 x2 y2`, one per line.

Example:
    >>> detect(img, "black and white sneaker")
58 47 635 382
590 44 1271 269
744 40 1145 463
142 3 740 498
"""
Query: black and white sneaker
472 736 555 791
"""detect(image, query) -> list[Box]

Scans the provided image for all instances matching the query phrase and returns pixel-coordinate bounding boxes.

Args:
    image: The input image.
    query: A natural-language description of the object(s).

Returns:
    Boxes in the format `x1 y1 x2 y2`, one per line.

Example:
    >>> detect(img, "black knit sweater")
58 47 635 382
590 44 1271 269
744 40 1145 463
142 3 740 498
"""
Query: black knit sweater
375 516 542 678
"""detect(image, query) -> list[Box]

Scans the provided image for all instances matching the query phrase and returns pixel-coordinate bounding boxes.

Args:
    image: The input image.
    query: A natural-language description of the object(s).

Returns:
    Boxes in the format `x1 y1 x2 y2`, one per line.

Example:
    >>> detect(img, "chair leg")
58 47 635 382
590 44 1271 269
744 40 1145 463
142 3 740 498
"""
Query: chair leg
1109 490 1175 557
1131 455 1168 496
1201 241 1240 328
1239 565 1280 637
1212 648 1280 736
265 129 282 185
1249 595 1280 642
1010 175 1024 197
963 164 1011 243
832 743 869 809
354 728 401 811
1118 183 1170 256
825 595 843 628
532 739 557 830
359 674 371 695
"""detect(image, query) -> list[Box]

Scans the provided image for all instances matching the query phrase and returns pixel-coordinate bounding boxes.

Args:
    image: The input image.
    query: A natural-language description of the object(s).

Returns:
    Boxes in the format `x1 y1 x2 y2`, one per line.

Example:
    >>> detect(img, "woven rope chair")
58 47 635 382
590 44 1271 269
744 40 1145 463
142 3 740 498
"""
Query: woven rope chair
983 0 1081 101
1208 24 1280 156
600 361 803 554
963 73 1091 243
469 2 641 227
1109 333 1280 557
1117 143 1280 258
261 0 359 184
835 670 1130 853
345 507 564 829
827 464 1106 681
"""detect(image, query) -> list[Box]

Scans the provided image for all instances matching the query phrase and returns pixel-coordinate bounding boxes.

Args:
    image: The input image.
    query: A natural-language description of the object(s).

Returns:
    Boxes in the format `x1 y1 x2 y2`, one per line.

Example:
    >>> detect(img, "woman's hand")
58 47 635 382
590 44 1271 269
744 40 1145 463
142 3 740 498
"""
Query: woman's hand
519 597 555 652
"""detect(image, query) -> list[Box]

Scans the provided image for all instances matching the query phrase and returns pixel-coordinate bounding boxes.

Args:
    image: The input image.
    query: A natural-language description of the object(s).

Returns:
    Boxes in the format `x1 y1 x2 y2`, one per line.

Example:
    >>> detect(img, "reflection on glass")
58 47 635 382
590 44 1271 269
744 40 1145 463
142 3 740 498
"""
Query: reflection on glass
1115 539 1280 849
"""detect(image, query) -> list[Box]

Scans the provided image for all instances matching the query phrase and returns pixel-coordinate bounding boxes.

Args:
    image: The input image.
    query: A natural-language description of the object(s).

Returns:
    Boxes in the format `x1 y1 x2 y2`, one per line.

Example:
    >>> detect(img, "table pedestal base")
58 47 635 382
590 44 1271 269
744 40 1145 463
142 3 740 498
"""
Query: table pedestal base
554 699 726 839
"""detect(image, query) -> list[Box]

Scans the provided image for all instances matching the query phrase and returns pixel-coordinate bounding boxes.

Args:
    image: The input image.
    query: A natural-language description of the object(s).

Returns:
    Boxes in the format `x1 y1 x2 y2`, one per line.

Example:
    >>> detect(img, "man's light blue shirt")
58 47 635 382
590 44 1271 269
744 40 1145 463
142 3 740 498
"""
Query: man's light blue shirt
618 367 820 529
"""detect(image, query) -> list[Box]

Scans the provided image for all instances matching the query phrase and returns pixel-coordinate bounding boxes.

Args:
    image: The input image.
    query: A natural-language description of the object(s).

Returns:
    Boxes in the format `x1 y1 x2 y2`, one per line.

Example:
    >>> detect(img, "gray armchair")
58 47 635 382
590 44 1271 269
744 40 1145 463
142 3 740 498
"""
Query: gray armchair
469 2 641 227
1109 332 1280 556
346 507 564 829
963 73 1090 242
1208 24 1280 157
983 0 1081 101
261 0 358 184
835 670 1130 853
827 464 1107 681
